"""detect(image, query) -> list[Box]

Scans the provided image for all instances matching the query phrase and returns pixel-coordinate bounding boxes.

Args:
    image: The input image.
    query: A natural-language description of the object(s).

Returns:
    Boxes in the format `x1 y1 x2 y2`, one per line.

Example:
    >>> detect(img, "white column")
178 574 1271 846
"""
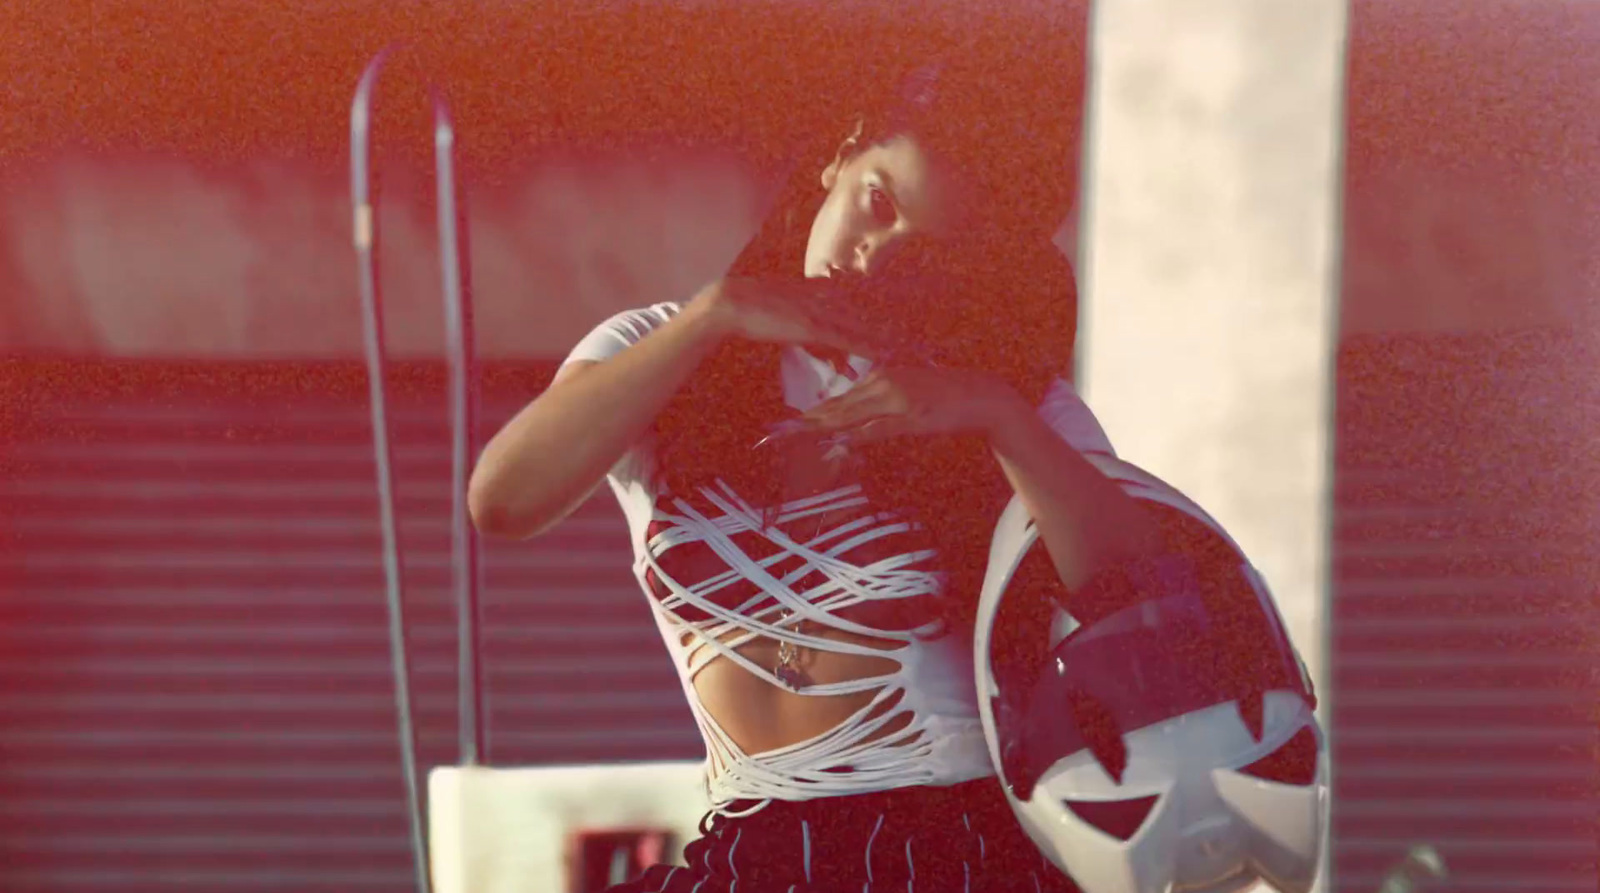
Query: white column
1075 4 1348 887
1079 0 1348 709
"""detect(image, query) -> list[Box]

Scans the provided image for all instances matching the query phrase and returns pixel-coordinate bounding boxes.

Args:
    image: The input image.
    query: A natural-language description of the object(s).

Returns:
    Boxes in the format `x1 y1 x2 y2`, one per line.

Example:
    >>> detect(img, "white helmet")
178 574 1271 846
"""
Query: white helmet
974 457 1328 893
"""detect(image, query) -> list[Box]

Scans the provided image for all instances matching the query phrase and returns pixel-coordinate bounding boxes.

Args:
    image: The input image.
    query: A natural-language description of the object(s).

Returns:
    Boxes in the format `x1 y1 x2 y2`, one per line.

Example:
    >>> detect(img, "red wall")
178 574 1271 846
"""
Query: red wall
0 3 1596 892
0 0 1594 357
0 0 1086 356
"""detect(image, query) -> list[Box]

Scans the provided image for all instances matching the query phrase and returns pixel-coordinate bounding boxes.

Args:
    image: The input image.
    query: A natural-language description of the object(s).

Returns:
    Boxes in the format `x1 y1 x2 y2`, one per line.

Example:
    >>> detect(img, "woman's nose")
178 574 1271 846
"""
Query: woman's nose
852 241 872 275
854 232 896 276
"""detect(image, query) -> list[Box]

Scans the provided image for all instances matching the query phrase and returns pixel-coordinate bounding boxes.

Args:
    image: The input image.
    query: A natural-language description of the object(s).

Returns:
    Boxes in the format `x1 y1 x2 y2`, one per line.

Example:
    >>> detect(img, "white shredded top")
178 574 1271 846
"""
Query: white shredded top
562 301 1115 815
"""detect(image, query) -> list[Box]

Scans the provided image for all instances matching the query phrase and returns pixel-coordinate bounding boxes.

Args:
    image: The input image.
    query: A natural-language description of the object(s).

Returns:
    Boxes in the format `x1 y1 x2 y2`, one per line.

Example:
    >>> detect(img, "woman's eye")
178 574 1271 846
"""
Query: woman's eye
868 187 896 225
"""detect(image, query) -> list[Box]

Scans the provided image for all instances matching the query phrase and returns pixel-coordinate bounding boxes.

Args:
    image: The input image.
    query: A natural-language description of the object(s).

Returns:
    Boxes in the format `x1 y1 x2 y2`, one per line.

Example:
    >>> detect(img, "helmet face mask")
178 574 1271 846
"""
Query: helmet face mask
975 484 1329 893
1012 689 1327 893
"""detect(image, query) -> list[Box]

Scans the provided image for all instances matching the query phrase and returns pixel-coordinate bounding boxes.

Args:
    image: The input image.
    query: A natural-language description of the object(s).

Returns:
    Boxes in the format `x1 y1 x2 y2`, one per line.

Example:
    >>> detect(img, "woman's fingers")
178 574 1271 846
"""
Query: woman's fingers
802 375 908 430
750 282 883 354
796 295 918 358
725 276 918 358
720 279 827 344
844 416 918 443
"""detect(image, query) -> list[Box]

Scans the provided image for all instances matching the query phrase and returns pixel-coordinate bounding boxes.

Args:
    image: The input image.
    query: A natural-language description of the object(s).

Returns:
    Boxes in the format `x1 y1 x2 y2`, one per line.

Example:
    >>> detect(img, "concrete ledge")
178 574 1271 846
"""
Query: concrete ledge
428 762 711 893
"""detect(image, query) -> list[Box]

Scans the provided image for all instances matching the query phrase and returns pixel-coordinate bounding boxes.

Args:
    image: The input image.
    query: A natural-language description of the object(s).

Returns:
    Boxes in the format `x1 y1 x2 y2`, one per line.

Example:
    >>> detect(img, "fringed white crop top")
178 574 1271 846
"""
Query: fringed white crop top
561 301 1114 815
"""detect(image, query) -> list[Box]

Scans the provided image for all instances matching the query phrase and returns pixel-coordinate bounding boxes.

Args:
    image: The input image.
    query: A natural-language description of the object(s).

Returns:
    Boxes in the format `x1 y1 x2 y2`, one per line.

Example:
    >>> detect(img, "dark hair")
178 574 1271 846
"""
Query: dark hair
651 56 1081 634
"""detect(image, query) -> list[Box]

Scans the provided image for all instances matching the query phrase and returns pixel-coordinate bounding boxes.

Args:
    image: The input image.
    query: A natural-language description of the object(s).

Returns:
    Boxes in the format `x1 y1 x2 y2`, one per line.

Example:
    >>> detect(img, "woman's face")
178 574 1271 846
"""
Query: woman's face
803 132 965 280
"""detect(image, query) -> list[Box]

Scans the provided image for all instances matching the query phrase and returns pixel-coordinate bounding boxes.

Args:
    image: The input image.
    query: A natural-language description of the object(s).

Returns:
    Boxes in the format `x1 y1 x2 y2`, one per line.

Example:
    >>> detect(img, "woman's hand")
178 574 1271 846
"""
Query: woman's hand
797 366 1030 442
694 277 902 357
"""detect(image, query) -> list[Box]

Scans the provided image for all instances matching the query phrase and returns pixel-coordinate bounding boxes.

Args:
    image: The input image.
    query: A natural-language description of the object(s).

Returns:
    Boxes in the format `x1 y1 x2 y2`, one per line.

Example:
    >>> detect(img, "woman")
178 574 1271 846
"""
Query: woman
470 53 1161 893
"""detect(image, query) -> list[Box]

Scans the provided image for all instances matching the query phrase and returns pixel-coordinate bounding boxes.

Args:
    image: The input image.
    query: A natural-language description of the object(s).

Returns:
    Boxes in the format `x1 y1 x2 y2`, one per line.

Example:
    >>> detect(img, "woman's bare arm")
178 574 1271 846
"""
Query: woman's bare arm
985 399 1164 590
469 277 859 540
468 297 729 539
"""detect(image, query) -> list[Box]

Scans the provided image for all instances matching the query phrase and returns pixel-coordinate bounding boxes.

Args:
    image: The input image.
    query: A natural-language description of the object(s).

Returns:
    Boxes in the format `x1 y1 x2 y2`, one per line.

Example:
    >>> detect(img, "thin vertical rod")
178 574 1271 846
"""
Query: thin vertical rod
350 44 431 893
1317 15 1354 893
431 89 488 766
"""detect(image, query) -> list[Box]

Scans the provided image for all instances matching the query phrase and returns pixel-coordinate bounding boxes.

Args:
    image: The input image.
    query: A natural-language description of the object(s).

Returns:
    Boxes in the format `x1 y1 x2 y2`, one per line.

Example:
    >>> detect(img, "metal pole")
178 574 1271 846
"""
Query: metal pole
351 41 490 893
431 88 488 766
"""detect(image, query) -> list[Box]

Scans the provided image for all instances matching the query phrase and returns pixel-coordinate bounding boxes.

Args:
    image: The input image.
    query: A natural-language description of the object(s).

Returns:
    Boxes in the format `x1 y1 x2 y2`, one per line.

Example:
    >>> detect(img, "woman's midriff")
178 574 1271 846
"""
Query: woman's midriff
686 624 917 757
653 496 937 759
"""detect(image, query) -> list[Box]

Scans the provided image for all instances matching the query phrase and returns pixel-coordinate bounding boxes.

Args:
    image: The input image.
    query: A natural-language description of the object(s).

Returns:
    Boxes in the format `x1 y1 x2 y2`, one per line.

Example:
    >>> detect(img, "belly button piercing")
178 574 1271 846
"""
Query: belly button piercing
775 611 812 690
